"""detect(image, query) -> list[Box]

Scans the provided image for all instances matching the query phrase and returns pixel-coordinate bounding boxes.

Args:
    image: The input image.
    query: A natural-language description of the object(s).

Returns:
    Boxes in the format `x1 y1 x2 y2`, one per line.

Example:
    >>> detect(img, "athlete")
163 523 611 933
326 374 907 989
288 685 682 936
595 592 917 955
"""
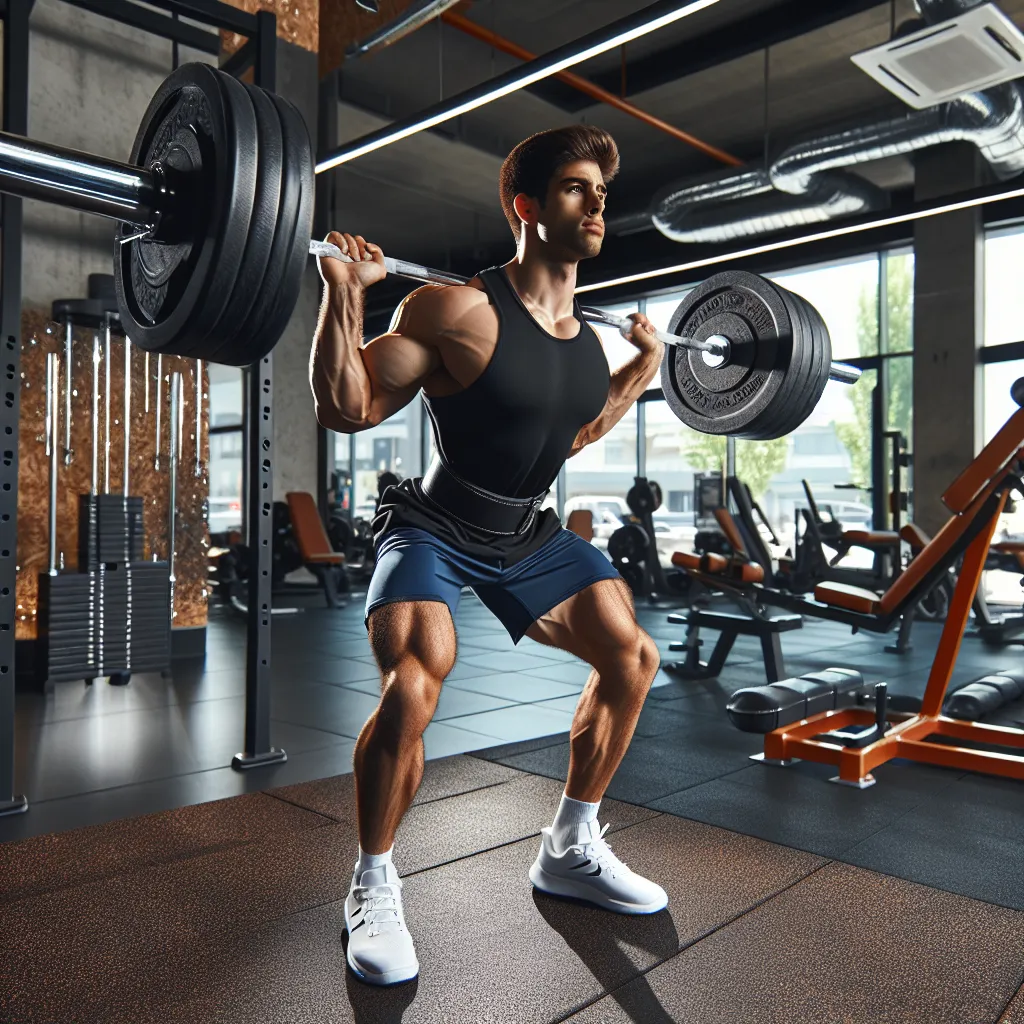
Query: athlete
310 125 666 987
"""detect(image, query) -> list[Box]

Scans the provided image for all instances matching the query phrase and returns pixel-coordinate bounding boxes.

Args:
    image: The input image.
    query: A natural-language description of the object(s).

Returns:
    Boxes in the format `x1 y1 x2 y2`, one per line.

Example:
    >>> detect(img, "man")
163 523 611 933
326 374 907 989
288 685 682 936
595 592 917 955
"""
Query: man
310 126 666 988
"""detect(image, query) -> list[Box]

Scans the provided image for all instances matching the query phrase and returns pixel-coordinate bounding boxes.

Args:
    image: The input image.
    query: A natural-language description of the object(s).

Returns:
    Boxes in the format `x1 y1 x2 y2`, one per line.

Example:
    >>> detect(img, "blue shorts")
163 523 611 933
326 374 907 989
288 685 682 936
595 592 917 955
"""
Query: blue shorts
365 527 621 643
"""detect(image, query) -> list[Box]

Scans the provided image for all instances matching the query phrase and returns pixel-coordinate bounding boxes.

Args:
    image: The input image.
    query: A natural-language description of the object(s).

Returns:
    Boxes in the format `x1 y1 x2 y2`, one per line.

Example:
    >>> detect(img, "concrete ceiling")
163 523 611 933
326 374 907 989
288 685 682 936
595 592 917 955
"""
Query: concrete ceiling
328 0 1024 322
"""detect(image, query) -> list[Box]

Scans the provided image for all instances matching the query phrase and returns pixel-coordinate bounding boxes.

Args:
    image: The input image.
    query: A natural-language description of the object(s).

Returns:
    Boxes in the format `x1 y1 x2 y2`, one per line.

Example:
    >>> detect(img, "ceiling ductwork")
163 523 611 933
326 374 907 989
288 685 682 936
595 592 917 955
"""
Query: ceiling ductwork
650 0 1024 244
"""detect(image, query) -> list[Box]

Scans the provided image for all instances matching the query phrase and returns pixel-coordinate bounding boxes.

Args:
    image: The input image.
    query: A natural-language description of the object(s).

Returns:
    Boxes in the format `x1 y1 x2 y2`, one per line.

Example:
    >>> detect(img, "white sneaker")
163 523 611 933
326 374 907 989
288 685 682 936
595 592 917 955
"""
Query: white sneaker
529 820 668 915
344 860 419 986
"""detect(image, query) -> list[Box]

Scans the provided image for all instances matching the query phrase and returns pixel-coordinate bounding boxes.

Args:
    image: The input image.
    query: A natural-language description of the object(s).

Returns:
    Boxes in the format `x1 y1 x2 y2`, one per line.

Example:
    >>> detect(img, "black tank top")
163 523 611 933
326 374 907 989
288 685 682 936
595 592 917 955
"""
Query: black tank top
373 265 611 565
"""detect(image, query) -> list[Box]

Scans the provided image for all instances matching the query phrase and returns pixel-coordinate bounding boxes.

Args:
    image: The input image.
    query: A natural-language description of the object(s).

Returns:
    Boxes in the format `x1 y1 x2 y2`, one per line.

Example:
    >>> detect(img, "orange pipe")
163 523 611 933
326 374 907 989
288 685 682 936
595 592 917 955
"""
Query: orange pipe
440 9 742 168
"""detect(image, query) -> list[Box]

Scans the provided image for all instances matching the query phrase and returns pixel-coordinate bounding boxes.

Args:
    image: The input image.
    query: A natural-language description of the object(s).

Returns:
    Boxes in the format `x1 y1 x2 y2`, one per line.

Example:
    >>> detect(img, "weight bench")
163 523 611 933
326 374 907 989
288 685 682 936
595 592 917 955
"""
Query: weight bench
285 491 347 608
665 606 803 682
665 548 802 681
723 398 1024 787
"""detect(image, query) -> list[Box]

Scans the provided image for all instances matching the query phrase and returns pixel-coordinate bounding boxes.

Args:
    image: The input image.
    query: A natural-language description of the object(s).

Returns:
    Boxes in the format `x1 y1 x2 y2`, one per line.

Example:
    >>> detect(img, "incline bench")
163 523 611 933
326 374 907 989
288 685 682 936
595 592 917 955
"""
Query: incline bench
286 491 347 608
729 397 1024 787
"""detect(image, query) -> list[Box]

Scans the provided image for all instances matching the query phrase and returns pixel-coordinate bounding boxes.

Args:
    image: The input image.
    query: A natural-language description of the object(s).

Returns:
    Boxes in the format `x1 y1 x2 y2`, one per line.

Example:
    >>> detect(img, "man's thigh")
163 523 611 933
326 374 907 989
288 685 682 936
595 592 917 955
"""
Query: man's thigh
473 528 622 645
523 575 641 667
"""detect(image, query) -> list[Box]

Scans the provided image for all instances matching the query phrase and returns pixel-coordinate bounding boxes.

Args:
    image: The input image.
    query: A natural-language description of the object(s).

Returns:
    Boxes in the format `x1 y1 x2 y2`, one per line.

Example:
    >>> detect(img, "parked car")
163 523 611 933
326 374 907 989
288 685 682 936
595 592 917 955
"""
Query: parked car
207 497 242 535
818 499 873 531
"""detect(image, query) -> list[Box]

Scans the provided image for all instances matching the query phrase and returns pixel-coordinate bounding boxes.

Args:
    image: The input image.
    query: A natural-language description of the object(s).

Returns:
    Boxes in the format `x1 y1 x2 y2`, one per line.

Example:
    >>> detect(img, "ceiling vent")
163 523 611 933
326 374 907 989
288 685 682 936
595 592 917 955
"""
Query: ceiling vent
851 3 1024 108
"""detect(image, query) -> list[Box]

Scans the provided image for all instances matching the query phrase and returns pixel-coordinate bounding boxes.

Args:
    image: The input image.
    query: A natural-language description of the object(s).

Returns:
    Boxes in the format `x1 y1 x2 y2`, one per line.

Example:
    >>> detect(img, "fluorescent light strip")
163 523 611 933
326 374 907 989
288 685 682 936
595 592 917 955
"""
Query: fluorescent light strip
576 184 1024 294
316 0 721 174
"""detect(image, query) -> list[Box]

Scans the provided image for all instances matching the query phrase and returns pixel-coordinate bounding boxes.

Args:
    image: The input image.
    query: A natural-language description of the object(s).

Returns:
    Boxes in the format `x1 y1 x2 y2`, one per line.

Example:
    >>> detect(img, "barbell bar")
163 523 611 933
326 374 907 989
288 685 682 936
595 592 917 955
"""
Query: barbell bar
306 238 861 385
0 61 859 441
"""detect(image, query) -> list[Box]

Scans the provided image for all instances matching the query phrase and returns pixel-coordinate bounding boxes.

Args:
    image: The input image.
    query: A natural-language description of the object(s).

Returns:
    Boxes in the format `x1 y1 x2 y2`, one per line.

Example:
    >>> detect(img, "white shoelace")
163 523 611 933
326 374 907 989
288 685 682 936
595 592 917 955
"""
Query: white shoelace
567 822 628 880
353 883 404 937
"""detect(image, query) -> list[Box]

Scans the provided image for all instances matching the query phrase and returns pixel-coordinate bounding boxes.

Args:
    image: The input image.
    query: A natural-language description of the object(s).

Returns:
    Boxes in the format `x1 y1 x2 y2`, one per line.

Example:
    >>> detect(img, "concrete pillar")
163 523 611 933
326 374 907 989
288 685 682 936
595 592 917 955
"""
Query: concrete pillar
911 142 985 535
268 39 321 501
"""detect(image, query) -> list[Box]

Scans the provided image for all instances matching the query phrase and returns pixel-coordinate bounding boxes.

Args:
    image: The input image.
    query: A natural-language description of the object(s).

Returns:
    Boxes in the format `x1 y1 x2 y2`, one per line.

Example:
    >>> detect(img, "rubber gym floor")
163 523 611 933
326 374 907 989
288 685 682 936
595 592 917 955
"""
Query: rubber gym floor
2 594 1024 1023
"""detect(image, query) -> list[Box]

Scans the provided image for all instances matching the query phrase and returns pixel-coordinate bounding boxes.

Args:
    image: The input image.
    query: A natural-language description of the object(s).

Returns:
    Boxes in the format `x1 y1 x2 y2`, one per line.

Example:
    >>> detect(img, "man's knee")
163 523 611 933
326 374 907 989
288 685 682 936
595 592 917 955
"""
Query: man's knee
595 627 660 691
376 656 445 737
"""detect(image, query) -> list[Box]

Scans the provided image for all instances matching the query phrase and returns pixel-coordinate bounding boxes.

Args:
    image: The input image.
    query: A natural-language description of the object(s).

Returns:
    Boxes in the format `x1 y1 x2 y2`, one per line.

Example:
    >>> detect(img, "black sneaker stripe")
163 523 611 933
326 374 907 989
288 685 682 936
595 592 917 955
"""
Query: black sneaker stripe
568 859 592 871
350 920 366 932
586 866 602 876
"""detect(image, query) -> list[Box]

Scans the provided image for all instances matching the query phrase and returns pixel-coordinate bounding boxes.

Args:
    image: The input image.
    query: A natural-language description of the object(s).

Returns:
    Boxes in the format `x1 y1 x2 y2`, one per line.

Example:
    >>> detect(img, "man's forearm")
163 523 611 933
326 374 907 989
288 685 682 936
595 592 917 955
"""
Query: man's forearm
570 348 663 454
309 281 373 428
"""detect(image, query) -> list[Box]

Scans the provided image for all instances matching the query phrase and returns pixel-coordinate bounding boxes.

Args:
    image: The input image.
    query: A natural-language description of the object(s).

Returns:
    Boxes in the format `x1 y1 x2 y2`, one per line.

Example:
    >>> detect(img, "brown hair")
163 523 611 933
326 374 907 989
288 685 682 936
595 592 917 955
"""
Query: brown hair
498 125 619 241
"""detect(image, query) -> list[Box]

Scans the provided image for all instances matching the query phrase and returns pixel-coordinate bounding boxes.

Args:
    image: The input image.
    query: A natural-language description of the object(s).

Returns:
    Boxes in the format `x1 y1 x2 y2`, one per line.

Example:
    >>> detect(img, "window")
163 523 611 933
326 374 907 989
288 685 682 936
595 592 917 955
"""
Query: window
984 227 1024 348
207 364 243 536
350 405 416 518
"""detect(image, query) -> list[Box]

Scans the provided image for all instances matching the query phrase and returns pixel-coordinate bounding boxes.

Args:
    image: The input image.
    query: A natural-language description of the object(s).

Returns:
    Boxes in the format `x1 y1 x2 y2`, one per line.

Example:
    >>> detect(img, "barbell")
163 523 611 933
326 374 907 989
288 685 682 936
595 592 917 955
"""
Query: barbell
0 62 860 442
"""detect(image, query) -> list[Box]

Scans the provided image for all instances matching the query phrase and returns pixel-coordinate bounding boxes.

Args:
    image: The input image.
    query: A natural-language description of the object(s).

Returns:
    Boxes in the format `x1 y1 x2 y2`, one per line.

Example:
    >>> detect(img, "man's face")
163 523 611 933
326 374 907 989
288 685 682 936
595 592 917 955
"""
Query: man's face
530 159 607 259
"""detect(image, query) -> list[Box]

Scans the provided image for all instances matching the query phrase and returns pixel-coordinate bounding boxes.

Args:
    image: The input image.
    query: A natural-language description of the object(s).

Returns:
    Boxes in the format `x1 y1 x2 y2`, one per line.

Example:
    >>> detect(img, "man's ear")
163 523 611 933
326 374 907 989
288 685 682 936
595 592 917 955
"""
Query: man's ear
513 192 538 228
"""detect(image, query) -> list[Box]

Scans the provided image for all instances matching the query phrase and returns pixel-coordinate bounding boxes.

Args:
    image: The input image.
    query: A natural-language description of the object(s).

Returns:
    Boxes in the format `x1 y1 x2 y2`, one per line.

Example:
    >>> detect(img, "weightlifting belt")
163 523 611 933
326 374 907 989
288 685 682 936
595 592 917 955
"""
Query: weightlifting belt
421 455 545 536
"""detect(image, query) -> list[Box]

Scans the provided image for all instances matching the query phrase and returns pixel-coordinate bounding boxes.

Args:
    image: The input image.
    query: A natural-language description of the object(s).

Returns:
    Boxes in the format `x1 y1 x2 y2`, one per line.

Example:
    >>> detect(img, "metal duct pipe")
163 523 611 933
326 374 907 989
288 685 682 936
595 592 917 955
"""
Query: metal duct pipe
650 0 1024 244
346 0 464 60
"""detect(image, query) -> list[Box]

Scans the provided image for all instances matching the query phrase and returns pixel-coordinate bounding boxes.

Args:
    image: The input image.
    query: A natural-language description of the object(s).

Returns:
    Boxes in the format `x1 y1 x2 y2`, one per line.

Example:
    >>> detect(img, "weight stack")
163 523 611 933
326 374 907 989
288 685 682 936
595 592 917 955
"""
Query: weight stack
36 571 98 684
95 565 130 675
124 561 171 673
78 494 144 569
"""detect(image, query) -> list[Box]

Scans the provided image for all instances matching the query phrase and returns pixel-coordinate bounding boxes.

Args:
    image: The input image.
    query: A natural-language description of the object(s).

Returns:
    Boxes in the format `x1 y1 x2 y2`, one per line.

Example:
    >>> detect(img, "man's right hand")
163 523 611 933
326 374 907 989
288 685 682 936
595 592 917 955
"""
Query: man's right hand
316 230 387 290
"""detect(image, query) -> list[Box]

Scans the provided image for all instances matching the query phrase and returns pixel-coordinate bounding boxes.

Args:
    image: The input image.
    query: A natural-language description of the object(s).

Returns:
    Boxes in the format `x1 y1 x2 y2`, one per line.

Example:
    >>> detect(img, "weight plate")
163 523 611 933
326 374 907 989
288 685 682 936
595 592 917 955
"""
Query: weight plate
202 77 285 364
799 296 833 428
209 89 311 367
785 291 822 437
259 92 315 356
661 271 795 439
769 284 815 440
649 481 663 512
608 522 648 564
114 63 258 359
626 480 655 517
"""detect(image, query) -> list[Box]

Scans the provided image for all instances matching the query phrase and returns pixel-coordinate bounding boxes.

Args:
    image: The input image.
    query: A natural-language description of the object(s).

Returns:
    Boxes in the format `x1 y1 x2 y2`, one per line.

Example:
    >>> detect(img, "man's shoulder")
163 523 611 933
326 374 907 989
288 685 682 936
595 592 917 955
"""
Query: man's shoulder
396 280 492 339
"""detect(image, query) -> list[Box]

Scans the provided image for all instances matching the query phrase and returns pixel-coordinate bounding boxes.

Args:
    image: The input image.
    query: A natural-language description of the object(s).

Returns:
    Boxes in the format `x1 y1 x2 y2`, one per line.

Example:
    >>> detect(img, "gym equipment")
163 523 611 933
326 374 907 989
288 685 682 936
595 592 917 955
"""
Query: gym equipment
607 522 648 566
626 478 662 517
168 370 180 614
736 389 1024 788
36 329 170 688
943 672 1024 720
727 669 865 733
0 63 858 441
667 606 803 683
194 359 203 479
154 353 163 471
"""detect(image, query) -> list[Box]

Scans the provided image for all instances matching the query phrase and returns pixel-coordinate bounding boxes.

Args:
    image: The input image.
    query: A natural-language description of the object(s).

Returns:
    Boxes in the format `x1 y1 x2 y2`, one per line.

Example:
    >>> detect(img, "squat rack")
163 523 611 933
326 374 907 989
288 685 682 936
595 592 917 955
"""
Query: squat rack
0 0 285 818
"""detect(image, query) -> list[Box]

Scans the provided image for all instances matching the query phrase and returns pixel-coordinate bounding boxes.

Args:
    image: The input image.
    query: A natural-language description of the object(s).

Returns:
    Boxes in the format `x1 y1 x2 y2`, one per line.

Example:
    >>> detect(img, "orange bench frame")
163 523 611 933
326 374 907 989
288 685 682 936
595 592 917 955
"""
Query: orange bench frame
756 408 1024 788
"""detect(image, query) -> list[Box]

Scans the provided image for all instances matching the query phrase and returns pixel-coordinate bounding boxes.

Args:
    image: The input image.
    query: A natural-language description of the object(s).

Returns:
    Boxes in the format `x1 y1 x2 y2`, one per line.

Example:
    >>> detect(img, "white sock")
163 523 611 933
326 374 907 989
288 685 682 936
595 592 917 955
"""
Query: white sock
551 792 600 853
355 845 394 878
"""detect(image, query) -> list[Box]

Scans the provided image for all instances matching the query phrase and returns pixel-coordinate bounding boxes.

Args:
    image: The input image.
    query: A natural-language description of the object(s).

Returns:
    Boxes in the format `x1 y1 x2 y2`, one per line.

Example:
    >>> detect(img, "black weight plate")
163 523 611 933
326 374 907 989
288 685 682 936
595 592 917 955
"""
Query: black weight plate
768 284 815 440
115 63 258 358
256 92 315 355
208 89 307 367
201 76 285 365
649 481 663 512
799 295 833 429
661 271 795 439
783 290 824 437
608 523 648 564
626 481 655 517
